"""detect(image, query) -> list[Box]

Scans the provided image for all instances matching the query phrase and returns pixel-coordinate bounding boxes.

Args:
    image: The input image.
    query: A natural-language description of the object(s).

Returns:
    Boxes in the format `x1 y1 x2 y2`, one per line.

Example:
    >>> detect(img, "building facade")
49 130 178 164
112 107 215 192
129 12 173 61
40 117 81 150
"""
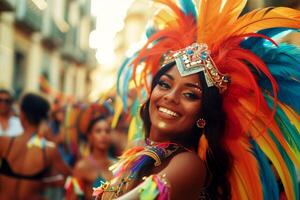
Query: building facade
0 0 96 101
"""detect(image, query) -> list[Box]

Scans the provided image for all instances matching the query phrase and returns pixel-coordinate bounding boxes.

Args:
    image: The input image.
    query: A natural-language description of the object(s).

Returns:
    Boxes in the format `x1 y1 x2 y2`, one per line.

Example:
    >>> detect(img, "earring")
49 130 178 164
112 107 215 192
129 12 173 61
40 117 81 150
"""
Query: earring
196 118 206 128
198 133 208 160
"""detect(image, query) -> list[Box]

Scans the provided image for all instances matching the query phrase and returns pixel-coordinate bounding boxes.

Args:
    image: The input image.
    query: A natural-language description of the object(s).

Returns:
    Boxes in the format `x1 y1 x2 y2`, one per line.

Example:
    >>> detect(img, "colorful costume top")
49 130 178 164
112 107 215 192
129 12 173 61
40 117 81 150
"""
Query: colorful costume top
93 140 186 199
97 0 300 199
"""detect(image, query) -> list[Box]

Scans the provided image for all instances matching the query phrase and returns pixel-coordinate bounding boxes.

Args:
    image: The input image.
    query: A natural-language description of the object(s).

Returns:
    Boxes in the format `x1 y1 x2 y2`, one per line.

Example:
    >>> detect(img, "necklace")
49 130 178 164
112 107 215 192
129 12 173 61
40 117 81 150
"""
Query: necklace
93 139 185 198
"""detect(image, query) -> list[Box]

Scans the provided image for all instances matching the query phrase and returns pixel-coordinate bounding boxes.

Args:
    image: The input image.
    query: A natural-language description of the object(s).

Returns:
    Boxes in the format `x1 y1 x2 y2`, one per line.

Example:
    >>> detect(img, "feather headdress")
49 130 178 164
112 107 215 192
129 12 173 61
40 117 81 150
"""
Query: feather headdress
117 0 300 199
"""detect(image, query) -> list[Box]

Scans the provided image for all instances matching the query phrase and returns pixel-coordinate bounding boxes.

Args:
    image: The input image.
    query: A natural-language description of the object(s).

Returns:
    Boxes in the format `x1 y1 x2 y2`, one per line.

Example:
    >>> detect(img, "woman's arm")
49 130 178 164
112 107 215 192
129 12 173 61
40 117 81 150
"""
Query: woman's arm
49 146 72 177
115 151 207 200
64 160 89 200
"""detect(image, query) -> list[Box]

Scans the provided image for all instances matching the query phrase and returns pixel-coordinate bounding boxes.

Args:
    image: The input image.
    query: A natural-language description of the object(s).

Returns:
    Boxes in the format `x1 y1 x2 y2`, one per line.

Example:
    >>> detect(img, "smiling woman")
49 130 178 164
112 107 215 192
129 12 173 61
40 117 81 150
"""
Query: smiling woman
93 0 300 200
136 61 229 199
149 65 202 136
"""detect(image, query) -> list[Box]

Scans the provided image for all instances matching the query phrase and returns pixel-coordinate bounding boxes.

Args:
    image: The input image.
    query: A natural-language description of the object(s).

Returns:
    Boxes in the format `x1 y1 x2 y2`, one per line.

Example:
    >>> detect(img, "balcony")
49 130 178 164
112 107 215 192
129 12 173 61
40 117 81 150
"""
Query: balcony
15 0 43 32
42 17 66 46
62 45 87 64
61 27 87 63
0 0 16 11
79 0 91 16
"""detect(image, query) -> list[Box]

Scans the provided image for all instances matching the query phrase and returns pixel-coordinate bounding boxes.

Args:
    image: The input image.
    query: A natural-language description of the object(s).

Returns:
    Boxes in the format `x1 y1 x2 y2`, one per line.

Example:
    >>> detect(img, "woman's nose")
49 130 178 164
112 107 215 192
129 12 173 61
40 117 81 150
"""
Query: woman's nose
163 88 180 104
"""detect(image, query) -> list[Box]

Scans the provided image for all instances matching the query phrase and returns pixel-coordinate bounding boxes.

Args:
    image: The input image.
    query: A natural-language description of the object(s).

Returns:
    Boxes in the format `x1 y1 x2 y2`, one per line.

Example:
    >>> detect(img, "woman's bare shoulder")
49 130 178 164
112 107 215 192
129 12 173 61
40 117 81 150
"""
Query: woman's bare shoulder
73 158 91 178
168 151 206 178
159 151 207 199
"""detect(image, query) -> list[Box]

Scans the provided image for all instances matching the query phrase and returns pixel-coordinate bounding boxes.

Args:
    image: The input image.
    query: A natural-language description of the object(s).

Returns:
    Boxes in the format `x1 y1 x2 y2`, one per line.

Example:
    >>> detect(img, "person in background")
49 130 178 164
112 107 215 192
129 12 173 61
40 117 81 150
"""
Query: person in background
0 89 23 137
43 108 67 200
65 115 114 200
0 93 71 200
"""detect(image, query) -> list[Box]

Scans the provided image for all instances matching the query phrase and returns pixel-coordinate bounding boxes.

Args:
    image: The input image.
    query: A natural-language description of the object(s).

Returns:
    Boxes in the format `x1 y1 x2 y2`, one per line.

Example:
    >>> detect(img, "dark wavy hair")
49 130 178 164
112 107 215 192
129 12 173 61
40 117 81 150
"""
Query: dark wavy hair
86 115 109 135
140 62 233 199
20 93 50 126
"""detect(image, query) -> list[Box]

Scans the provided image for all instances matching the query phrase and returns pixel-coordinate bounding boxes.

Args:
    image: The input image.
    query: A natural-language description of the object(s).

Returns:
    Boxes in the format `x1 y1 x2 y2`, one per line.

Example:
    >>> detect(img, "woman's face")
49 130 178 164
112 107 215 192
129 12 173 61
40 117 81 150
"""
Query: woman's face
89 120 111 151
55 110 65 123
149 65 202 136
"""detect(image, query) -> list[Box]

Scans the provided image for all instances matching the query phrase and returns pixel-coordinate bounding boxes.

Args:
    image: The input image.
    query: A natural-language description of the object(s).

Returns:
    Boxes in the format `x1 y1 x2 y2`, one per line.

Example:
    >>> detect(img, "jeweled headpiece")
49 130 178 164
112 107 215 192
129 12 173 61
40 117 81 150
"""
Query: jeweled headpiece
162 43 230 93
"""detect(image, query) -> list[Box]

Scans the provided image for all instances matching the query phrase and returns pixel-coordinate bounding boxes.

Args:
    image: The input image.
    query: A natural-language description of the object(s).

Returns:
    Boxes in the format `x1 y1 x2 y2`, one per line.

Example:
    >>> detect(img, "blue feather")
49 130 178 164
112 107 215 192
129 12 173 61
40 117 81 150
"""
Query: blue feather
117 57 132 96
264 95 300 154
248 43 300 114
268 131 299 200
117 52 139 110
260 79 300 113
131 97 140 116
122 66 133 110
250 139 279 200
146 25 157 38
103 101 114 115
178 0 197 19
241 28 296 50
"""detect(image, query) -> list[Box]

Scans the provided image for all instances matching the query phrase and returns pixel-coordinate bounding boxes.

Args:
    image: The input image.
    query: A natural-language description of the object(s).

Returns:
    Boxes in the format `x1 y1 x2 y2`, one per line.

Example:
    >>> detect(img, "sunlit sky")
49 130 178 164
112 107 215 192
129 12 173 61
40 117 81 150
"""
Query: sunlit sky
90 0 134 66
88 0 137 100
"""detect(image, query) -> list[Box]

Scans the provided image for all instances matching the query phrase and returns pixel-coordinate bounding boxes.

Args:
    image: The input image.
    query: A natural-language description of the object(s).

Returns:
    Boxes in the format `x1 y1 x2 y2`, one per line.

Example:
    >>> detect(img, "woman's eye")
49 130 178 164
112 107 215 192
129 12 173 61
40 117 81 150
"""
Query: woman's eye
158 80 171 89
183 92 200 100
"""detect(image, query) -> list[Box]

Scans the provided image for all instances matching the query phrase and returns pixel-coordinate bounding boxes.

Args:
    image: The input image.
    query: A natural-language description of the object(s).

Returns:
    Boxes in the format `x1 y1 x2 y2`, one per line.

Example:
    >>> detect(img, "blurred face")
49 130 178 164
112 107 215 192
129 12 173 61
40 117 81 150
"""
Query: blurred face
149 66 202 136
55 110 65 123
89 120 111 151
0 93 13 115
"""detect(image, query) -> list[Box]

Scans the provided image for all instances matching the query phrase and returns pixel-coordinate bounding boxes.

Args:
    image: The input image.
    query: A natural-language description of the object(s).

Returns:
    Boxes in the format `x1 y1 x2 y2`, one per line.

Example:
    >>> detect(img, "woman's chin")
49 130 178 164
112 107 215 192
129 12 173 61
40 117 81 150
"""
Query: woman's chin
152 121 181 135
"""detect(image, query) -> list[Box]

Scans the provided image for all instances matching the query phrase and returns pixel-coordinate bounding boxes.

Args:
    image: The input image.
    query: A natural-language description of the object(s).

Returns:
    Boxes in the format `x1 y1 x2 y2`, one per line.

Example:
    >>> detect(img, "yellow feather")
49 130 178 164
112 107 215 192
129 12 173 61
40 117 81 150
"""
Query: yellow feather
197 0 222 43
111 96 123 128
228 139 263 200
127 117 137 142
154 9 178 29
238 98 300 166
229 7 300 36
234 101 297 200
197 0 248 45
255 135 296 200
279 102 300 132
219 0 247 24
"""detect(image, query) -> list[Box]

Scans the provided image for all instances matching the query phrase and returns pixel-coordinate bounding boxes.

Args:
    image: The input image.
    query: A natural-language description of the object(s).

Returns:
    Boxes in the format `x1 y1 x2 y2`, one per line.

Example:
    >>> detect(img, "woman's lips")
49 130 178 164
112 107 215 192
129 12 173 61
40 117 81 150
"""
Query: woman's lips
157 106 180 118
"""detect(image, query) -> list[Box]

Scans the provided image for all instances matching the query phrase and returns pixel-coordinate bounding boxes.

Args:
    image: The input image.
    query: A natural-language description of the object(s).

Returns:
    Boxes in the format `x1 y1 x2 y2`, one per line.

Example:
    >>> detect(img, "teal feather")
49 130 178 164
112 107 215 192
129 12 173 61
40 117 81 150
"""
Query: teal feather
178 0 197 19
268 131 299 200
251 43 300 114
122 66 133 110
130 89 147 141
264 95 300 155
250 139 279 200
146 25 157 38
241 28 295 50
117 57 131 96
131 97 140 116
117 53 138 110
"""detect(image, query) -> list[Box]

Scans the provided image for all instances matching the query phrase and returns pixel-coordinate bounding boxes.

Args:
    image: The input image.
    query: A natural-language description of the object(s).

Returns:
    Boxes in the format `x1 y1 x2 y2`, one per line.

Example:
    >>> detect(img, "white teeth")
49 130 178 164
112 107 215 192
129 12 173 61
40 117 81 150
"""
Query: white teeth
158 107 179 117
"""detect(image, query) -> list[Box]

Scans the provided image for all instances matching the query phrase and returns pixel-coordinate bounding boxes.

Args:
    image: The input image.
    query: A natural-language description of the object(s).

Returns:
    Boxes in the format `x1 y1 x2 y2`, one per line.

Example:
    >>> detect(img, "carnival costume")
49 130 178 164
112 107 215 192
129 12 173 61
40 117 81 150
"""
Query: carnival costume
94 0 300 199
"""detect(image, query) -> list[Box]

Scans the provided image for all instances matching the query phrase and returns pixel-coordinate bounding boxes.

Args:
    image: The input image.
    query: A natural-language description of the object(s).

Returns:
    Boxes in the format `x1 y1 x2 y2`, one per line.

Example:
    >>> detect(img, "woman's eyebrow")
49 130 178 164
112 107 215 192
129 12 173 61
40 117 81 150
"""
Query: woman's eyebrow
163 74 201 90
185 83 202 90
163 74 174 80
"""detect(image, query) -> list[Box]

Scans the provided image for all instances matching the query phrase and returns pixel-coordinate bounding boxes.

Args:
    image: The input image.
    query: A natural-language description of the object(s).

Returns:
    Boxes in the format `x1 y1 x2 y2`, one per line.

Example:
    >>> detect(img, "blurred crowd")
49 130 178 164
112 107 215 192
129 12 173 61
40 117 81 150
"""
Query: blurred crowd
0 88 129 200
